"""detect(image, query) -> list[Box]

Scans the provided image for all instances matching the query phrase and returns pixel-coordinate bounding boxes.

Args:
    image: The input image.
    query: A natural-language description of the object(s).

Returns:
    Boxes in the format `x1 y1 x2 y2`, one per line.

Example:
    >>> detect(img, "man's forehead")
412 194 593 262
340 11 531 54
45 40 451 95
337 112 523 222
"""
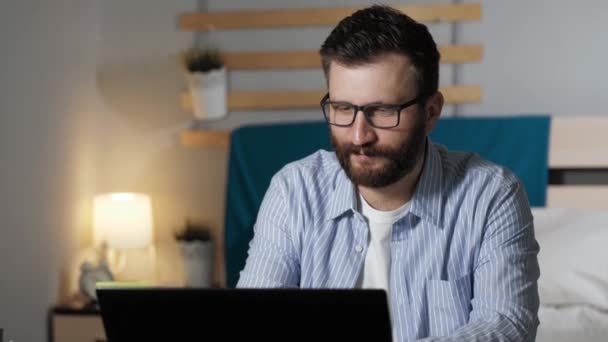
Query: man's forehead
327 55 416 87
327 55 418 103
328 53 414 71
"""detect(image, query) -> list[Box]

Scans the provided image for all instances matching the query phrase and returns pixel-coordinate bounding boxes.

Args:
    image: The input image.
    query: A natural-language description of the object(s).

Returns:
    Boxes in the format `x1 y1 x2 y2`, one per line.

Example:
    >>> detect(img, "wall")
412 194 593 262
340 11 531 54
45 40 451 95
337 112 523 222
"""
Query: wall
0 0 218 340
0 1 102 341
94 0 230 287
459 0 608 117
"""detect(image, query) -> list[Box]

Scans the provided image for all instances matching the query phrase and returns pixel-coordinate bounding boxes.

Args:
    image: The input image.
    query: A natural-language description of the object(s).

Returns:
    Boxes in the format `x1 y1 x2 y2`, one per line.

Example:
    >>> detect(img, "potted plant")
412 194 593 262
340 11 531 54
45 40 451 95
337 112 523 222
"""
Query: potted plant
174 219 214 287
180 47 228 121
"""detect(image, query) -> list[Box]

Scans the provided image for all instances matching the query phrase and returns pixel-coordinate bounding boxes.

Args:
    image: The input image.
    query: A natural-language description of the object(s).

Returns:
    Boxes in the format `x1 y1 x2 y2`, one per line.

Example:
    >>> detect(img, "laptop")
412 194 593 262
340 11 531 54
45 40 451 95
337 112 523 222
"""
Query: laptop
97 287 392 342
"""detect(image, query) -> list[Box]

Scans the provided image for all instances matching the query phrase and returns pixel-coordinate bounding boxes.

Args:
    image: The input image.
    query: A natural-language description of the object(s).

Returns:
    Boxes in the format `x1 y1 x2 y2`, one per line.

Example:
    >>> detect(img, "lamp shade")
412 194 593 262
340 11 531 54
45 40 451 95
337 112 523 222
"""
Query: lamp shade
93 193 153 249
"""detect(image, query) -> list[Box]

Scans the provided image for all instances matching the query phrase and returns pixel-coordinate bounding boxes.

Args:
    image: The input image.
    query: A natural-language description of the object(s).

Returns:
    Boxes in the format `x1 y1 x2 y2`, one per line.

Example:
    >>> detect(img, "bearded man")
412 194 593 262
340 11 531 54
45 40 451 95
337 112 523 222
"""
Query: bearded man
237 5 540 341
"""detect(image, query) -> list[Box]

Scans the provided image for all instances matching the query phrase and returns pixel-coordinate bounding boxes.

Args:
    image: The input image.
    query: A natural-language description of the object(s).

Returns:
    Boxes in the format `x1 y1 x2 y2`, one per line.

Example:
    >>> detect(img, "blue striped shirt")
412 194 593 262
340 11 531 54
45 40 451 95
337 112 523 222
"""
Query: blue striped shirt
237 141 540 341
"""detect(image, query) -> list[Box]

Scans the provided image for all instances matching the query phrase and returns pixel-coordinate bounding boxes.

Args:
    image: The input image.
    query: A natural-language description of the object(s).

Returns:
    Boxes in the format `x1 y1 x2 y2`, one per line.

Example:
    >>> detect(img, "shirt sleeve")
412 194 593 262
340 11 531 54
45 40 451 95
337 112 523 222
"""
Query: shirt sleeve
236 173 301 288
420 181 540 341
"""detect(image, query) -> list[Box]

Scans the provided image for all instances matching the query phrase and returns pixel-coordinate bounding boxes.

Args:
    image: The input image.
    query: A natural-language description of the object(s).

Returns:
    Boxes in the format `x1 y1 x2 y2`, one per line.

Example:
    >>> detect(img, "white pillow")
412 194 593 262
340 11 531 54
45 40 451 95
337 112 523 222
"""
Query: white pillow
531 208 608 309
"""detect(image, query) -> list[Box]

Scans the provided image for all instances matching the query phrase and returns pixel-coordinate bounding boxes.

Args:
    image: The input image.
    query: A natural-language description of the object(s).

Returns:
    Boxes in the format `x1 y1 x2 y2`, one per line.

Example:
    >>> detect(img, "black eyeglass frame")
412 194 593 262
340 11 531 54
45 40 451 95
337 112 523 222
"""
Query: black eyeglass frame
320 93 424 129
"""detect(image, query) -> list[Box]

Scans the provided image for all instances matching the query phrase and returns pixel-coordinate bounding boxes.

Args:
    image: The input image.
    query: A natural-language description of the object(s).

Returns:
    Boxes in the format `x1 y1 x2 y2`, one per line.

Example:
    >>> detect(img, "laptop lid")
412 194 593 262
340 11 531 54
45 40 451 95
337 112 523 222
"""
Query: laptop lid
97 287 392 342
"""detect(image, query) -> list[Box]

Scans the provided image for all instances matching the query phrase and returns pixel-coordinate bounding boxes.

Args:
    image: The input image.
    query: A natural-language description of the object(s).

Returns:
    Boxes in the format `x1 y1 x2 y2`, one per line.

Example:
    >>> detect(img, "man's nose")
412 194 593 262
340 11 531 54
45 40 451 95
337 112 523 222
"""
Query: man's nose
351 110 377 146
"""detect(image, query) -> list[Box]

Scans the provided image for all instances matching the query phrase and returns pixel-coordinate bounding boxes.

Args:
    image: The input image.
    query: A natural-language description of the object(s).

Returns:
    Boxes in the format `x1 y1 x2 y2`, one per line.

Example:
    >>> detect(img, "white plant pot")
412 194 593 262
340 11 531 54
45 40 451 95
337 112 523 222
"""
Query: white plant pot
180 241 214 288
186 67 228 121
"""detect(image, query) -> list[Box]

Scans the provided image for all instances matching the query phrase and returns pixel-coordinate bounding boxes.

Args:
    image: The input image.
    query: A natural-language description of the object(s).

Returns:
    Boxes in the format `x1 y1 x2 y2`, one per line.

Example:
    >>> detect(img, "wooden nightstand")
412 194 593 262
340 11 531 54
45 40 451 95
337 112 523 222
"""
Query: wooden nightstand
49 305 106 342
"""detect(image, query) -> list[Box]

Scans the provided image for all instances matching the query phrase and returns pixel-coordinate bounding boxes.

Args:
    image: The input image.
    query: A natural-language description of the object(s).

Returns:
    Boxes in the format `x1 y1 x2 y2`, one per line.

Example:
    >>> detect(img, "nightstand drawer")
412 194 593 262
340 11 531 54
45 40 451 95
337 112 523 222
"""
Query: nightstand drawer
52 313 106 342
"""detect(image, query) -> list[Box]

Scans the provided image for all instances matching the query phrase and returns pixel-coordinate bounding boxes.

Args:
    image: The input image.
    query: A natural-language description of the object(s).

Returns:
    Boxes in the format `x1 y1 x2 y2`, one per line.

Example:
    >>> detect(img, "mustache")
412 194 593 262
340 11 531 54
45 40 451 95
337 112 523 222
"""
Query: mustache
342 143 393 158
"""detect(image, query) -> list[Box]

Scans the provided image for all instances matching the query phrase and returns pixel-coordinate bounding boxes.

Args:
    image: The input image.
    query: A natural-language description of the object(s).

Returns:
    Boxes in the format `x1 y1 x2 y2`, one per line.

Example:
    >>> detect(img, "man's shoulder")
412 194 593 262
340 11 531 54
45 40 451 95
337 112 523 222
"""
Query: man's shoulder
273 149 340 184
435 143 520 191
429 143 531 231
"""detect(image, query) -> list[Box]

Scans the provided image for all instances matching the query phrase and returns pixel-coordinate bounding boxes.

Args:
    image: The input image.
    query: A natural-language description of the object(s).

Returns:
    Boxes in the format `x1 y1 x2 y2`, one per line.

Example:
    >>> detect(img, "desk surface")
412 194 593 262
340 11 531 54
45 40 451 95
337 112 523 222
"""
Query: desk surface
50 305 105 342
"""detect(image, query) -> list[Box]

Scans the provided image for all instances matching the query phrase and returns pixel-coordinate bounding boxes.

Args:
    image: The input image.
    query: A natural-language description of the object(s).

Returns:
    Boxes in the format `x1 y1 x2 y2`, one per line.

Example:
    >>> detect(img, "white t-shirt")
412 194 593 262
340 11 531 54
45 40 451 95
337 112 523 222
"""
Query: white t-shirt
358 194 410 294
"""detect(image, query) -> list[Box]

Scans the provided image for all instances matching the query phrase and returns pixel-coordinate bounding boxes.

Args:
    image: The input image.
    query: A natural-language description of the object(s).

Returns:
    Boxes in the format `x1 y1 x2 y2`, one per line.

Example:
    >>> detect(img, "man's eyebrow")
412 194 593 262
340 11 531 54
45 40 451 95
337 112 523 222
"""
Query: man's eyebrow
366 98 414 106
329 99 394 106
327 99 352 104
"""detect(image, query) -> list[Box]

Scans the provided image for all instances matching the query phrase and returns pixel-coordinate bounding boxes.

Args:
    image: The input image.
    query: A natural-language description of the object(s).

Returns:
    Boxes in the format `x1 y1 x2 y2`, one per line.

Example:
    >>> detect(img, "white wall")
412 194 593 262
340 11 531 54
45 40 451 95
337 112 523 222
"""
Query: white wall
459 0 608 116
94 0 230 288
0 1 102 341
0 0 222 340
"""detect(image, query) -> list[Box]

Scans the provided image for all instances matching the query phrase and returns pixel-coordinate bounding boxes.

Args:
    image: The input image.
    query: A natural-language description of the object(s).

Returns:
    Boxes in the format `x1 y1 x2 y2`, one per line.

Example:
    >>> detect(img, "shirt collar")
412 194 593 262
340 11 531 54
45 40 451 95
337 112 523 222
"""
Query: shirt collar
325 164 358 221
409 140 445 229
324 139 445 228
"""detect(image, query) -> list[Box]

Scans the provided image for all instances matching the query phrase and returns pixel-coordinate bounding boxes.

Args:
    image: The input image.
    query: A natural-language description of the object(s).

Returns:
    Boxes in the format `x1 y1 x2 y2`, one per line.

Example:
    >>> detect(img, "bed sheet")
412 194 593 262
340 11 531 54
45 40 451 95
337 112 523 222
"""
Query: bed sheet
537 304 608 342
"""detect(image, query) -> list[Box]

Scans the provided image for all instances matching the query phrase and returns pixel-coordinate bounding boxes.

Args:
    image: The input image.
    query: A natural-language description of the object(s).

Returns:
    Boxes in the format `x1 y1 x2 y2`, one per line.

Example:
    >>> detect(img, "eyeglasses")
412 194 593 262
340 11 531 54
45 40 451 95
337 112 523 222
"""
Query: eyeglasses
320 93 422 129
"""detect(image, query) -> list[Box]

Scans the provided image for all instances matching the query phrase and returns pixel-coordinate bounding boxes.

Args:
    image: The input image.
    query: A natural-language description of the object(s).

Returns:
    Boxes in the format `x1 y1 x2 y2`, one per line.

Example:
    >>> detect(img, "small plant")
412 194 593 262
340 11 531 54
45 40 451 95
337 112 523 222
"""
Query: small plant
174 219 212 242
180 47 223 73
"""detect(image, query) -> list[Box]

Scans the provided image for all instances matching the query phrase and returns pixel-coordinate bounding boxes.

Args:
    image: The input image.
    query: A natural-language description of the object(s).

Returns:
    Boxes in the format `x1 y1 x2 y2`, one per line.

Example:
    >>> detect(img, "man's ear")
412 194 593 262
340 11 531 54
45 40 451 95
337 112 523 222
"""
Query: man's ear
424 91 444 134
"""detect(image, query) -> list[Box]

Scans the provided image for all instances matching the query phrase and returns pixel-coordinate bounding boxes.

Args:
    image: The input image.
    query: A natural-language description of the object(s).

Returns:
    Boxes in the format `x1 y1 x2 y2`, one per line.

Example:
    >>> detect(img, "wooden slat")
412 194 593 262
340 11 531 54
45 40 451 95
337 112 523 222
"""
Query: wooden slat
440 85 482 104
223 50 320 70
438 45 484 63
547 185 608 209
549 118 608 168
181 85 482 112
221 45 483 70
229 90 324 110
179 3 482 31
181 130 230 148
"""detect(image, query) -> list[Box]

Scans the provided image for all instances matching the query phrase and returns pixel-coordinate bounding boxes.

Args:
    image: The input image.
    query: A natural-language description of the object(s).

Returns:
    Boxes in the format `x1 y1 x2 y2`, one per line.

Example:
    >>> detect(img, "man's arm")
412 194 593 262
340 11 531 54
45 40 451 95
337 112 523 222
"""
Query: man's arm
422 181 540 341
236 174 300 288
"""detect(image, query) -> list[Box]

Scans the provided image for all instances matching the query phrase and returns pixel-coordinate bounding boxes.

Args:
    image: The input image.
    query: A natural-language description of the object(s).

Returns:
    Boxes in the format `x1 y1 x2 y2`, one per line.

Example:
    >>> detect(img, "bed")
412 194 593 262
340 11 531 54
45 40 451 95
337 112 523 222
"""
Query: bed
533 207 608 342
532 118 608 342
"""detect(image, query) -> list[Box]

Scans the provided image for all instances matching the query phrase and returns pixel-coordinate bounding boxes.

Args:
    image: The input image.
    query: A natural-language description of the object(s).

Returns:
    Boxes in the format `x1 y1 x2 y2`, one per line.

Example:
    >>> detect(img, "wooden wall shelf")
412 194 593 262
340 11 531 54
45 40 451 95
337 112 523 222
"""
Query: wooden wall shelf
179 3 482 31
219 45 482 70
181 86 482 112
181 130 230 148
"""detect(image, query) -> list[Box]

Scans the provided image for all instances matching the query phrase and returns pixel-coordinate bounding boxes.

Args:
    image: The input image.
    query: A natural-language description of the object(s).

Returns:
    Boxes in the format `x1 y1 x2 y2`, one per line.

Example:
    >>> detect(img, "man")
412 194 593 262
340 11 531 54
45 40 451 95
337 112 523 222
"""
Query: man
237 5 540 341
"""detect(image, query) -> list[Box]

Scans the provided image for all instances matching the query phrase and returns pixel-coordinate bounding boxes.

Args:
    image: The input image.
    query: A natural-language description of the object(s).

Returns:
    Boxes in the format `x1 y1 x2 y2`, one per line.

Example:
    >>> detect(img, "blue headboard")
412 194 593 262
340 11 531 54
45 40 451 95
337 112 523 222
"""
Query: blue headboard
223 115 550 287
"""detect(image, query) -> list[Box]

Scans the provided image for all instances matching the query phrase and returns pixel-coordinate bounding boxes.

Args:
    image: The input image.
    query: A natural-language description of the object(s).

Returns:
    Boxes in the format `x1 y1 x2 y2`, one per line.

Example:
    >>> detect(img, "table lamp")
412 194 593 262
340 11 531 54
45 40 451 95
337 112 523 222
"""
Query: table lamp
92 192 154 277
93 192 153 249
78 192 155 304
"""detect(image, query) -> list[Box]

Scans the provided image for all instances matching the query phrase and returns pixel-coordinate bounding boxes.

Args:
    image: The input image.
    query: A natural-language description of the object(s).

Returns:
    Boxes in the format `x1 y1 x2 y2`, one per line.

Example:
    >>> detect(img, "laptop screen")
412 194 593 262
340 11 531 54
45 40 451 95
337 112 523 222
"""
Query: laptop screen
97 287 392 342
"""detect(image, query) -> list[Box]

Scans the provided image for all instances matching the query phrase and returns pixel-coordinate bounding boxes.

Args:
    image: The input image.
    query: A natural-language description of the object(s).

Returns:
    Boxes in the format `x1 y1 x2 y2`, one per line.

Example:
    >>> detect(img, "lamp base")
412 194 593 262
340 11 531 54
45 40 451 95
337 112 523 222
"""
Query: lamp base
100 243 158 283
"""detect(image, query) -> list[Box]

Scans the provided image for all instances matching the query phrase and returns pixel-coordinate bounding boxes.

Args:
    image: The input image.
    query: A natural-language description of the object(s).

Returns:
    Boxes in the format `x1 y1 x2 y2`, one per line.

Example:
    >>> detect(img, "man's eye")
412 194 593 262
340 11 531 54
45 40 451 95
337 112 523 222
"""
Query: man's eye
377 107 390 112
369 107 394 116
332 104 352 112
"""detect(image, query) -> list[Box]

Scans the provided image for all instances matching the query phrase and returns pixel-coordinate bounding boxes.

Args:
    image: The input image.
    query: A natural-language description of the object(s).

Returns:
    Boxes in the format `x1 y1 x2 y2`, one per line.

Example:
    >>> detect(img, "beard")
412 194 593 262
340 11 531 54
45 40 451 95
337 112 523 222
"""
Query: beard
331 118 427 188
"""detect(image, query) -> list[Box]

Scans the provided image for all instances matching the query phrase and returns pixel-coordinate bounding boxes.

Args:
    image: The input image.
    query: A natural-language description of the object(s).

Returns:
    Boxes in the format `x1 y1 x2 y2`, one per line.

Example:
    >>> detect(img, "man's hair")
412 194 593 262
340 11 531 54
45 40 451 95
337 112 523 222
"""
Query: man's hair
319 5 440 100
